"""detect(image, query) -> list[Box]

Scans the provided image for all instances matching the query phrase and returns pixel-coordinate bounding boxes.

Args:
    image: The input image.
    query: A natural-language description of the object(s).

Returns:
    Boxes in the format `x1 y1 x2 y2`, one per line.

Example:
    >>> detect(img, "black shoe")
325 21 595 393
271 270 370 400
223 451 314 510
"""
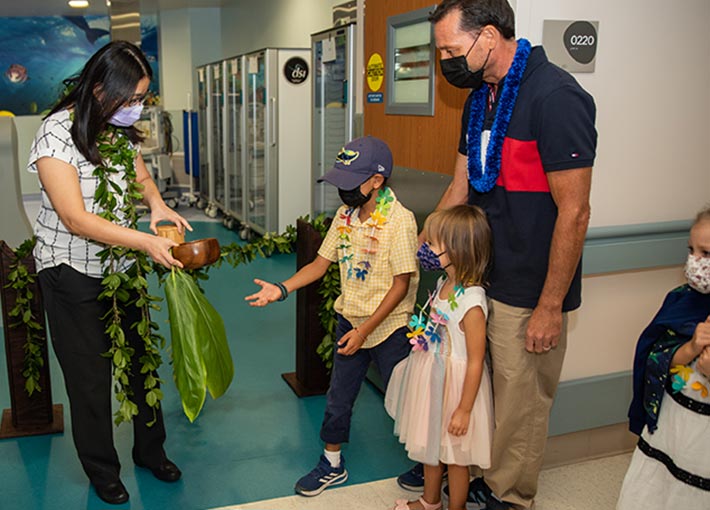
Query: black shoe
397 463 448 492
443 477 494 509
469 477 493 505
93 480 129 505
134 458 182 482
484 495 514 510
442 483 476 505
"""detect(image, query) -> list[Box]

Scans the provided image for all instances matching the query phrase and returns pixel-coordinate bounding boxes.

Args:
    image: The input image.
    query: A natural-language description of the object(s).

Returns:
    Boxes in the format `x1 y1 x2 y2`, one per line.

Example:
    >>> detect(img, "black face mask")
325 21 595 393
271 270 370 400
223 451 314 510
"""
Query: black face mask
338 186 372 208
440 34 491 90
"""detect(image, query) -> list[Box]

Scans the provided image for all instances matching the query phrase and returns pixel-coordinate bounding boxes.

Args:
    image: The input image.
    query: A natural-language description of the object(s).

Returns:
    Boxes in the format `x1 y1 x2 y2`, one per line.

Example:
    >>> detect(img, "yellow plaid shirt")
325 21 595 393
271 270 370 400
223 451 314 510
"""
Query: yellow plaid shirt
318 188 419 348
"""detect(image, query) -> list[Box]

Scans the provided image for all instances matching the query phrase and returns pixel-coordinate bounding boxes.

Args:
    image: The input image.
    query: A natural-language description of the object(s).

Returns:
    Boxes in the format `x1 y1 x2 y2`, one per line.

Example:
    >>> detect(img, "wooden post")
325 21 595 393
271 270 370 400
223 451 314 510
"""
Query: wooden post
281 219 331 397
0 241 63 438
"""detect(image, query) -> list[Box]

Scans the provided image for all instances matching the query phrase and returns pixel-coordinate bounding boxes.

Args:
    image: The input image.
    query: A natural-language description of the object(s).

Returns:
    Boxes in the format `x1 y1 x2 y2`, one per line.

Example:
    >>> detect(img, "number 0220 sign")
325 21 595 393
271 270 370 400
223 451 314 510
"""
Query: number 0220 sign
542 20 599 73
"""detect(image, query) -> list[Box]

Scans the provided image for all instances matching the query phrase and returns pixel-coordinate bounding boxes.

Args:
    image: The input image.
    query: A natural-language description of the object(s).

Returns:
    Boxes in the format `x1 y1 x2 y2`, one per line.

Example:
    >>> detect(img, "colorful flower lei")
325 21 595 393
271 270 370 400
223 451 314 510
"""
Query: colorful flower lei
337 187 394 282
670 363 709 398
407 279 465 352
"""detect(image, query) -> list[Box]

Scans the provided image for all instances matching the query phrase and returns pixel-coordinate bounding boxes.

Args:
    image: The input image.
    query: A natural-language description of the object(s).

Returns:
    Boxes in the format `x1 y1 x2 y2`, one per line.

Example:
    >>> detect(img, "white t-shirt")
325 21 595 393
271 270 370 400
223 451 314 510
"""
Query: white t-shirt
28 109 134 277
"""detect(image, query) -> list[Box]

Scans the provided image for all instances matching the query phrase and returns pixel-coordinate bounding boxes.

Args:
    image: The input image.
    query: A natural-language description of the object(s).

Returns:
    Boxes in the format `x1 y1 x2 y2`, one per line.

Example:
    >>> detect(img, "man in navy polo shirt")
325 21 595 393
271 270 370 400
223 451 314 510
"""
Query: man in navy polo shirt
396 1 597 509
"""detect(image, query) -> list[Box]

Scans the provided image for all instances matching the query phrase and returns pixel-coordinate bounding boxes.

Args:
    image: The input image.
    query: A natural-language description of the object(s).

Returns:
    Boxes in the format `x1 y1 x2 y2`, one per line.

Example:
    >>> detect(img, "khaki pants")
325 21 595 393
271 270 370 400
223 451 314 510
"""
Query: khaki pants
483 299 568 509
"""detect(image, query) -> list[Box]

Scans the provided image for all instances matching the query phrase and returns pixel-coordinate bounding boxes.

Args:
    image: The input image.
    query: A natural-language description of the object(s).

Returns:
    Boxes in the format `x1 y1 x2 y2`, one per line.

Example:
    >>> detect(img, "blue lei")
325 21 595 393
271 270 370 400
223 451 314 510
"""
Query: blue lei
467 38 531 193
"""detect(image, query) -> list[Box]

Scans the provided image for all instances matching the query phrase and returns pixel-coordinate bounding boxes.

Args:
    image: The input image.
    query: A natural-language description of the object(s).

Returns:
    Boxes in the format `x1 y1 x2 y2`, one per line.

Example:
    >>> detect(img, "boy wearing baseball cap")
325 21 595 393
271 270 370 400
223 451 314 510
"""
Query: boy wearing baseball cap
246 136 420 496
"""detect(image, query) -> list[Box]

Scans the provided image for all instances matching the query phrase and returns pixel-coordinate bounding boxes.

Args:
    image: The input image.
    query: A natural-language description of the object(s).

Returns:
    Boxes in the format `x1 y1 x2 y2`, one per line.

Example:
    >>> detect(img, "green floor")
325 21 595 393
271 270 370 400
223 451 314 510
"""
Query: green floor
0 222 411 510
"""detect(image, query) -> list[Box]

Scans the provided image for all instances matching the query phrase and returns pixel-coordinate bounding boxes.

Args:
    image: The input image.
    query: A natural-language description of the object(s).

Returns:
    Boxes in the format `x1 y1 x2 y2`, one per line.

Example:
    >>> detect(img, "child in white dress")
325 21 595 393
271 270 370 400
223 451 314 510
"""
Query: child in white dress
386 205 494 510
618 206 710 508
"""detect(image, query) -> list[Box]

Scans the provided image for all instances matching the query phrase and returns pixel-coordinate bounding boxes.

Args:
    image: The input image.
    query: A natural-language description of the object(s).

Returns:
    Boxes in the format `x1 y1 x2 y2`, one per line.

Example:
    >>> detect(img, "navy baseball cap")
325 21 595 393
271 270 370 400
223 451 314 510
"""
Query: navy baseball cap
318 136 393 190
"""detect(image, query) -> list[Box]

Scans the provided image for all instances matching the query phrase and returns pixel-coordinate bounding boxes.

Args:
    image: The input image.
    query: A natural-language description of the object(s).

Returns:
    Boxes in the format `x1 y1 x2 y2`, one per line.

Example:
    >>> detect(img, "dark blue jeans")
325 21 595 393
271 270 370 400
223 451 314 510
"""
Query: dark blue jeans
320 314 411 445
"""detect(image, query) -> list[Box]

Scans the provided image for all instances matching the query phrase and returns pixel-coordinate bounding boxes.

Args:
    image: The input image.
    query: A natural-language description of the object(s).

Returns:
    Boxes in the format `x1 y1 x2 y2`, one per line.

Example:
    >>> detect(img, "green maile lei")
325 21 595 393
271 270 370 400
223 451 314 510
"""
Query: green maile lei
306 213 340 370
92 123 165 426
4 237 44 395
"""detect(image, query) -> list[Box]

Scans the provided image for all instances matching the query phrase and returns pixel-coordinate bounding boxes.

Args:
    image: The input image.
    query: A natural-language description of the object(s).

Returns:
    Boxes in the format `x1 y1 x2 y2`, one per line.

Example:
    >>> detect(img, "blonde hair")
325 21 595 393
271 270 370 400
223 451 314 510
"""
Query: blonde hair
423 205 492 286
693 205 710 227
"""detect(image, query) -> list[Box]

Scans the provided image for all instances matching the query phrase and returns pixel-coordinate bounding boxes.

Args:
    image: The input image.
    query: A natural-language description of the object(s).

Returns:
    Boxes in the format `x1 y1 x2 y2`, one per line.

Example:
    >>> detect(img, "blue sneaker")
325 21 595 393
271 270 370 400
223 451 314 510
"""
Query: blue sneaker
397 463 424 491
397 463 448 492
294 454 348 497
442 477 491 510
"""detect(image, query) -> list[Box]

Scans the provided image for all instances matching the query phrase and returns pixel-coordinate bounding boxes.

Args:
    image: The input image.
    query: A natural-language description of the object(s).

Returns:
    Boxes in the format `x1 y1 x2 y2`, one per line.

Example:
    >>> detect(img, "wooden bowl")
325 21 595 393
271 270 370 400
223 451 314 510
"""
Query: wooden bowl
172 238 220 270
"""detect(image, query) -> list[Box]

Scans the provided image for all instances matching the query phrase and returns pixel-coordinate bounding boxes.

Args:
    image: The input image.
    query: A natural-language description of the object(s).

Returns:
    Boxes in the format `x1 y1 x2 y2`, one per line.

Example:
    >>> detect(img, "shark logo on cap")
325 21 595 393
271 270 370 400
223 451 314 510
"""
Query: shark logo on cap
336 148 360 166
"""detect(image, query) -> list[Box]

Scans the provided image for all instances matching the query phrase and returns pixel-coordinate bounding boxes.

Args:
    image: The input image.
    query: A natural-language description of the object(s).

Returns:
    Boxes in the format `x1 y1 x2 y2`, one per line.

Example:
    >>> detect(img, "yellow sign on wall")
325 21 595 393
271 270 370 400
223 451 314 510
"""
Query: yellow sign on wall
366 53 384 92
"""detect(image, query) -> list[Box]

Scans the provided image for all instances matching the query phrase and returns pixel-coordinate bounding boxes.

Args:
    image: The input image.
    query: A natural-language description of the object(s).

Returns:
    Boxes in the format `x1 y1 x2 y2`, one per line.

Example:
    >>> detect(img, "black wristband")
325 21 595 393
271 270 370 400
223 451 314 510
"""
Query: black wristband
273 281 288 301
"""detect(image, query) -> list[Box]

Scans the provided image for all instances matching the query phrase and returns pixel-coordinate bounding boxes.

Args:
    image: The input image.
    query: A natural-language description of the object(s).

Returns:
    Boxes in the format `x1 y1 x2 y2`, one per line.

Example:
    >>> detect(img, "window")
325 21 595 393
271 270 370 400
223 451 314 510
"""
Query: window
386 5 437 116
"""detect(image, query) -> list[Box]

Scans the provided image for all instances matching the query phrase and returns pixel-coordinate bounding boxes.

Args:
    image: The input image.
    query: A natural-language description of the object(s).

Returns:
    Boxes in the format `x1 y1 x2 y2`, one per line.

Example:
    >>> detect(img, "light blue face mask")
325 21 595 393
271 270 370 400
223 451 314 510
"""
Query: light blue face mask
109 103 143 127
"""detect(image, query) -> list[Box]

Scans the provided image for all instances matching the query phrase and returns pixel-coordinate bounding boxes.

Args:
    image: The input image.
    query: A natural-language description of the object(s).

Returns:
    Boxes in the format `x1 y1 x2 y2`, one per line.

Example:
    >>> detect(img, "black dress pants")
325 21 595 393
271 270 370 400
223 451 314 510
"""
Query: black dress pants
39 264 167 486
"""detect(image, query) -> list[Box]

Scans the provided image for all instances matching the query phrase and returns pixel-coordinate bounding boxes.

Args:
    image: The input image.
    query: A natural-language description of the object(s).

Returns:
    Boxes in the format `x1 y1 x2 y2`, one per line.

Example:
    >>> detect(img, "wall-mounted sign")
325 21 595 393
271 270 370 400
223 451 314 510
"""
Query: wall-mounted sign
542 20 599 73
283 57 309 84
366 53 384 92
367 92 383 103
322 37 337 63
248 56 259 74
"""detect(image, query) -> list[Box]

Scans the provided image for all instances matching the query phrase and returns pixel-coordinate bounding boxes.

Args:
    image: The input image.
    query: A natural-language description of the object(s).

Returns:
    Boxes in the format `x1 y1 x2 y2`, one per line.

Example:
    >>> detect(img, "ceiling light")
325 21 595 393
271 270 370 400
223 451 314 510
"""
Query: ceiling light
68 1 90 8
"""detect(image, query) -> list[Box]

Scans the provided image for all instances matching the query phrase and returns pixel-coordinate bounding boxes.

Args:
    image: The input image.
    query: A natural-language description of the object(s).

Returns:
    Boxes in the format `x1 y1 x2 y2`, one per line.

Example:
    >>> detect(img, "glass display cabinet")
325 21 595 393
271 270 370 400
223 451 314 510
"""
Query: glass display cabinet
196 65 211 211
196 49 311 237
207 61 225 217
311 23 356 217
223 56 245 230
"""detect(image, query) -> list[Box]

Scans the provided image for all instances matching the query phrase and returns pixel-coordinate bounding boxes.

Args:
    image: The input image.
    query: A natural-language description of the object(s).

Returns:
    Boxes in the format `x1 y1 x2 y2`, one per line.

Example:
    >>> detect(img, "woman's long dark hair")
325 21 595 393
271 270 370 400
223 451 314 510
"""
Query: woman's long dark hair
47 40 152 165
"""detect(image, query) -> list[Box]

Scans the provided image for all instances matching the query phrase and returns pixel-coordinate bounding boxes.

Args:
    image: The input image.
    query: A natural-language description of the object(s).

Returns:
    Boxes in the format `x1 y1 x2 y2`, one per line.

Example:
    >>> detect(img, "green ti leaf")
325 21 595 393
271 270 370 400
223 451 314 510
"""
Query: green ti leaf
164 269 208 422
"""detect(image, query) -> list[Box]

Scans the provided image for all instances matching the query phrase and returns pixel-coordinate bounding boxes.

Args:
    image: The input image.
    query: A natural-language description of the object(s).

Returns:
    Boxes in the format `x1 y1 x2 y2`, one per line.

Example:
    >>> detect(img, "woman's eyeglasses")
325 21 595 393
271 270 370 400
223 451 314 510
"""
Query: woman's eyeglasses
127 94 147 107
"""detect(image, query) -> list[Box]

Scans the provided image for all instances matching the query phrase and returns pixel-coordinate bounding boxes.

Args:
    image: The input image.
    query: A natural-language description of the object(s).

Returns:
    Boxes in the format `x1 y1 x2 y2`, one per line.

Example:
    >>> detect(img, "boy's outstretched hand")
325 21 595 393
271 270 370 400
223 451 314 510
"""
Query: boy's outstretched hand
245 279 281 307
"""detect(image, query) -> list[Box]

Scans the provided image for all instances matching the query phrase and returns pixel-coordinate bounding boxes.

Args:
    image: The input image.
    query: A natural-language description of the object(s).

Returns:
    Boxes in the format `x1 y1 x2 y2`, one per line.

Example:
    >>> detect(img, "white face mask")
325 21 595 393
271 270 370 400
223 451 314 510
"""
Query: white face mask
684 254 710 294
109 103 144 127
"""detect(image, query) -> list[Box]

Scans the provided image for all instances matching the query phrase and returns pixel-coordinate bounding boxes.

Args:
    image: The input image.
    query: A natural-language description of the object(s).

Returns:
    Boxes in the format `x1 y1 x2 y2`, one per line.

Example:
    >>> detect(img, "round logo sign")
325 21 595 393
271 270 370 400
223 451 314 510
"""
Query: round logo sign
563 21 597 65
284 57 309 84
367 53 384 92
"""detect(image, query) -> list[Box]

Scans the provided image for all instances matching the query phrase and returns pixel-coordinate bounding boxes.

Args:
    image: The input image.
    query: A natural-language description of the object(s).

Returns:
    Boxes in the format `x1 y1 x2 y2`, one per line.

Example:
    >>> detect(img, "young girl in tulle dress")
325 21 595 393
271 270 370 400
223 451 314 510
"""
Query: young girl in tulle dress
385 205 494 510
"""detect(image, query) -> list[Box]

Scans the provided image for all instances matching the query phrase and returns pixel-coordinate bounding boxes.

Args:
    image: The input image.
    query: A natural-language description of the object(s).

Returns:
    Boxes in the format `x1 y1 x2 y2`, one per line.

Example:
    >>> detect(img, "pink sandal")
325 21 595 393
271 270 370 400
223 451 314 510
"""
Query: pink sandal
393 497 442 510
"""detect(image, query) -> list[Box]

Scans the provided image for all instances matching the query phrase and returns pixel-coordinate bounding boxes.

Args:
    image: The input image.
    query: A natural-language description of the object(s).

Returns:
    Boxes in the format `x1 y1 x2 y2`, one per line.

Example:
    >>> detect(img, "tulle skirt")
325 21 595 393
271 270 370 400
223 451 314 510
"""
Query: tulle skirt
385 350 493 467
